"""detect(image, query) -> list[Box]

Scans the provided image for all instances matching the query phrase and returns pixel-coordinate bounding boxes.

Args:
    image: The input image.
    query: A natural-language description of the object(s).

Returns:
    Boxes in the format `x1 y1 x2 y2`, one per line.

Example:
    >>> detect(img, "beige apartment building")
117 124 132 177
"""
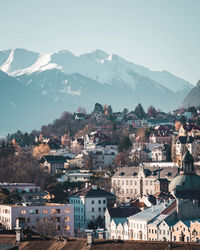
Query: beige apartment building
111 163 178 202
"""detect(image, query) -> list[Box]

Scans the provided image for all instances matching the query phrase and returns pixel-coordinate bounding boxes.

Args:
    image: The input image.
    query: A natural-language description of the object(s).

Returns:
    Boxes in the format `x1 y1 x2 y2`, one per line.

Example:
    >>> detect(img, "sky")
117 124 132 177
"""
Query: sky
0 0 199 84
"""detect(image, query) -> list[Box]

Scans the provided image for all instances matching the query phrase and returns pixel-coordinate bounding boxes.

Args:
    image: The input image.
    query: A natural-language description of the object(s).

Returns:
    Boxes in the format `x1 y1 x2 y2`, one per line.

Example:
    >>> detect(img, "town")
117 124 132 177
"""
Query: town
1 103 200 249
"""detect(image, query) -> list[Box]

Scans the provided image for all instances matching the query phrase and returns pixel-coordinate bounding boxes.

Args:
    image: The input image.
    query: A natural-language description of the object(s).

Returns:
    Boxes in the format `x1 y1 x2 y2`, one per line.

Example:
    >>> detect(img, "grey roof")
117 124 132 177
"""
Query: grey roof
148 214 169 227
113 218 128 226
113 166 178 181
70 185 115 199
108 206 140 218
128 200 174 222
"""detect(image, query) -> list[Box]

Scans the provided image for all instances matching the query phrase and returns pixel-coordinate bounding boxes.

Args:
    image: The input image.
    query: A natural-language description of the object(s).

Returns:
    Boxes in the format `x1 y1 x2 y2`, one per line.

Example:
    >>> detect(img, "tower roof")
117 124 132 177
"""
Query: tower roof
182 150 194 163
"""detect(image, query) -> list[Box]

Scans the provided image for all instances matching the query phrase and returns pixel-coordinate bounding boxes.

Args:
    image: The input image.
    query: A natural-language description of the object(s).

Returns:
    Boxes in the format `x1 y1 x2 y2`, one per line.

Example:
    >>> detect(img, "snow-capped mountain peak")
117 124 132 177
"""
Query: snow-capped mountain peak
0 48 193 94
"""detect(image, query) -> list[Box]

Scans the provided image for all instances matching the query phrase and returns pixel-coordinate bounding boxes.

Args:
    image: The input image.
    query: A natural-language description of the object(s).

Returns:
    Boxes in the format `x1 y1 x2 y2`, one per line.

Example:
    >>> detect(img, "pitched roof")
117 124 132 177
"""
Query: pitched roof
41 155 67 163
113 218 128 226
128 200 174 222
70 185 116 199
108 206 140 218
113 166 178 181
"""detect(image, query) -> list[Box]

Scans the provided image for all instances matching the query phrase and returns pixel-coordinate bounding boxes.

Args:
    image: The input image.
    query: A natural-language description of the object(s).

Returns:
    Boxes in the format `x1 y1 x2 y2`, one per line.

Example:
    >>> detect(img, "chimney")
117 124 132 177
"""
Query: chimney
86 230 94 246
15 218 24 242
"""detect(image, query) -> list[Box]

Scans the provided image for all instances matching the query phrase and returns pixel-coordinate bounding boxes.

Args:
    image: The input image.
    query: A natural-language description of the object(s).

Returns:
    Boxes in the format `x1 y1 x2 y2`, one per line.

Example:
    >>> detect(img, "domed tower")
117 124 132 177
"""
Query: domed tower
169 150 200 220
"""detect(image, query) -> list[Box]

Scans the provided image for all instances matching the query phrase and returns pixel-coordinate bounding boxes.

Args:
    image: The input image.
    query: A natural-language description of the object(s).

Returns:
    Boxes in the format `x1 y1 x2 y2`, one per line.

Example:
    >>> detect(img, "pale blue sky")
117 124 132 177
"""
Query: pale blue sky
0 0 199 84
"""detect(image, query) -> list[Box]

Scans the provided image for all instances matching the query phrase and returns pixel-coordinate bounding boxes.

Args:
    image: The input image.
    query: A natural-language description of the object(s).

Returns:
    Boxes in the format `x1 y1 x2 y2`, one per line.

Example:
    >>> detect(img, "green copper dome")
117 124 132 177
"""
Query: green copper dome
169 150 200 199
169 174 200 193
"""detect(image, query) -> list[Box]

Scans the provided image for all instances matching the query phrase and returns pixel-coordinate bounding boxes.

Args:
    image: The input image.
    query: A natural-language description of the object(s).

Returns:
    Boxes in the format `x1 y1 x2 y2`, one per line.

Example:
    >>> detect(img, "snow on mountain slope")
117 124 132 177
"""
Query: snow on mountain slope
0 48 193 94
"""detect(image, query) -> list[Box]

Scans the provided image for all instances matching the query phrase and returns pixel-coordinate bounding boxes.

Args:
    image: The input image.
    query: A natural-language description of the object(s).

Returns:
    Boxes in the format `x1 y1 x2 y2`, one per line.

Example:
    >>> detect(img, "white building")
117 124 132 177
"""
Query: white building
110 218 129 240
58 170 93 183
128 200 175 240
151 146 166 162
69 185 115 230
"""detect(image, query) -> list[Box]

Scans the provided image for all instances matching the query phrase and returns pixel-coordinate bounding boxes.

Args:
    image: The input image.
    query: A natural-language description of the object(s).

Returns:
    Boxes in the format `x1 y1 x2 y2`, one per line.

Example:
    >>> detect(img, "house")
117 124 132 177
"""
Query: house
69 184 115 231
0 203 74 237
157 220 176 242
190 220 200 242
128 199 175 240
105 206 140 239
84 131 111 150
74 113 87 120
40 155 67 175
0 183 46 205
147 118 174 127
57 170 93 183
0 183 40 193
110 218 129 240
151 146 166 162
148 214 170 241
172 220 191 242
149 125 174 144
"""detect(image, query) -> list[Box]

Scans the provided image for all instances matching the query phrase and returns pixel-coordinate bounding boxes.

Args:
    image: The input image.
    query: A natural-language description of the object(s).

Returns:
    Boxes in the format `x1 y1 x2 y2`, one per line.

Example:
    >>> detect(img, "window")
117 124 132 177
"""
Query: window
149 229 151 233
30 209 39 214
91 200 94 204
135 181 137 185
150 180 153 185
103 207 106 211
130 180 133 185
92 208 94 212
43 209 48 214
135 189 137 194
126 189 129 194
122 181 124 185
92 216 95 220
65 208 70 213
65 225 70 230
51 209 60 214
155 230 157 234
98 200 101 204
130 189 133 194
21 210 26 214
118 180 120 185
126 180 129 185
65 216 69 222
56 217 60 222
99 207 101 212
146 180 148 185
146 189 148 194
103 200 106 204
174 236 176 241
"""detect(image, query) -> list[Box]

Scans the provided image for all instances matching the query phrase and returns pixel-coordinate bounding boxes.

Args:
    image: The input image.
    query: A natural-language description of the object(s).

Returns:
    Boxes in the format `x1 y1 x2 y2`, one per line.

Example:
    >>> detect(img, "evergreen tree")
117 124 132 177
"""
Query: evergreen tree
118 137 132 152
93 103 104 114
134 103 146 119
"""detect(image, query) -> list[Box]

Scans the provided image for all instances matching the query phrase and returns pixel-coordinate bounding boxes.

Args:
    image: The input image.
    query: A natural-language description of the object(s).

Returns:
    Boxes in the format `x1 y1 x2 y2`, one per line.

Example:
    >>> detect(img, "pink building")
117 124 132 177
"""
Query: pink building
0 203 74 237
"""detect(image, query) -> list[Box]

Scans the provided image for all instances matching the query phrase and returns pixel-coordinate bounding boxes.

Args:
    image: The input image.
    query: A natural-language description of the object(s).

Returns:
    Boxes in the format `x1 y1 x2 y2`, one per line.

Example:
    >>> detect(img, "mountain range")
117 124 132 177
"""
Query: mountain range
183 80 200 108
0 48 194 136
